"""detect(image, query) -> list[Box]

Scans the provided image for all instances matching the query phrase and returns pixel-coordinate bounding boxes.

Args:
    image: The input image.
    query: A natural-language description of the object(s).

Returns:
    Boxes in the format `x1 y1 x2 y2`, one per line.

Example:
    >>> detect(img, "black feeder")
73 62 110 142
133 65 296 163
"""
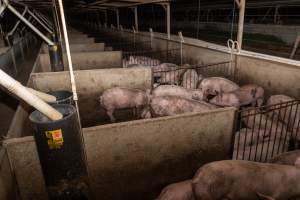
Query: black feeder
48 43 64 72
29 104 89 199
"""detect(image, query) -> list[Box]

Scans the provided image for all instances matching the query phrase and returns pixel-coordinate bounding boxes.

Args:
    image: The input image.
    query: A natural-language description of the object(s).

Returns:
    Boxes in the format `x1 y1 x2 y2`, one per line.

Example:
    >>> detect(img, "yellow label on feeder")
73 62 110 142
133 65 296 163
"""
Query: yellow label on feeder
45 129 64 149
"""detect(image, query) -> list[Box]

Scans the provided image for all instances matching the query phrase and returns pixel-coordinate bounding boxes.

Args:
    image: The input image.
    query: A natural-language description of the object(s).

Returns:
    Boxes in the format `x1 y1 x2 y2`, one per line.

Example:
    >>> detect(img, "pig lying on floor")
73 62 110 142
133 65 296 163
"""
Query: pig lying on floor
192 160 300 200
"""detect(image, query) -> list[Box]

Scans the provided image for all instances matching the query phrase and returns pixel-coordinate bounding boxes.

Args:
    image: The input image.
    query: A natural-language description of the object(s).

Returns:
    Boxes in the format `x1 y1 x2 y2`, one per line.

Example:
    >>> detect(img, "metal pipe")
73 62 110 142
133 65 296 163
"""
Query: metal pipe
236 0 246 49
116 9 120 29
7 7 28 37
27 9 53 34
166 3 171 39
134 7 138 32
4 1 54 45
34 10 53 28
0 69 63 121
57 0 78 102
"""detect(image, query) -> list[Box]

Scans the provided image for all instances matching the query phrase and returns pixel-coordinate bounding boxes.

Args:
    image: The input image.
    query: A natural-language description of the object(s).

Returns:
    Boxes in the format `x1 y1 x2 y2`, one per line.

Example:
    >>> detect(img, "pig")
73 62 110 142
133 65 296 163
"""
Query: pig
152 85 204 101
149 96 217 118
209 84 265 108
182 69 199 89
198 77 240 99
241 107 290 139
157 64 190 85
192 160 300 200
266 95 300 134
234 128 268 149
235 84 265 106
99 87 150 122
233 136 290 161
156 180 195 200
209 92 240 108
269 150 300 166
152 63 178 79
129 55 161 66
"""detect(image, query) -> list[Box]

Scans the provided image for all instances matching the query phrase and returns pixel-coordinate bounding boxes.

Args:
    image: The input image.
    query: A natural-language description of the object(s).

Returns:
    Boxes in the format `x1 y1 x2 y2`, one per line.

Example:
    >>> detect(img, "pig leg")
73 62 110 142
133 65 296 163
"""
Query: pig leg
106 109 116 123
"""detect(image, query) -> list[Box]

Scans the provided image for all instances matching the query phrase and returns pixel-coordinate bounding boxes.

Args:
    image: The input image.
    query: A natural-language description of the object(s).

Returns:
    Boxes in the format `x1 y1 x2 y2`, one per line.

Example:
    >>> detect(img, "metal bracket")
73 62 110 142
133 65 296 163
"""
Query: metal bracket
3 0 54 45
7 7 28 37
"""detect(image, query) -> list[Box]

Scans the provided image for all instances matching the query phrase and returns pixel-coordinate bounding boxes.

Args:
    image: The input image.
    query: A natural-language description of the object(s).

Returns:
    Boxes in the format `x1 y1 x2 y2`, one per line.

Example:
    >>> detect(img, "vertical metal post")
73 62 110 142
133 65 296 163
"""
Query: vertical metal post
166 3 171 39
236 0 246 50
116 9 120 29
133 7 138 32
104 10 108 26
150 28 153 49
178 32 184 65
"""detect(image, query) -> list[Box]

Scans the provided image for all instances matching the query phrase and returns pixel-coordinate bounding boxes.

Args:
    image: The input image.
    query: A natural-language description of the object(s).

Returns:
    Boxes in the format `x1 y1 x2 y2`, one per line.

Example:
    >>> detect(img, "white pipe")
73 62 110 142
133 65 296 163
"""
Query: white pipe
4 0 54 46
0 69 63 120
26 88 57 103
236 0 246 49
166 3 171 40
57 0 78 102
134 7 138 32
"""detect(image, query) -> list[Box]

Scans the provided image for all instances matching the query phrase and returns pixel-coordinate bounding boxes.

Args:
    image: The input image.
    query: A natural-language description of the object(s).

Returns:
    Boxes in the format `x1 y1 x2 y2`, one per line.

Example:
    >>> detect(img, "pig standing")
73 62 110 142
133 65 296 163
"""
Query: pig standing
156 180 195 200
152 85 204 101
266 95 300 134
192 160 300 200
148 96 217 118
198 77 239 99
182 69 199 89
99 87 150 122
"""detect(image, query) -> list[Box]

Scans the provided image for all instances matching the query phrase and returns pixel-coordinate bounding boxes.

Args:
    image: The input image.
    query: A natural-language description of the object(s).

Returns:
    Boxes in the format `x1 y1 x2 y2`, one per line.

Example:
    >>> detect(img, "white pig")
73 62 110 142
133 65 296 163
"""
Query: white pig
241 107 290 139
152 63 178 79
99 87 150 122
182 69 199 89
198 77 240 99
233 135 290 161
266 95 300 134
149 96 217 117
156 180 195 200
235 84 265 106
152 85 204 101
209 92 240 108
192 160 300 200
270 150 300 166
158 69 187 85
234 128 268 149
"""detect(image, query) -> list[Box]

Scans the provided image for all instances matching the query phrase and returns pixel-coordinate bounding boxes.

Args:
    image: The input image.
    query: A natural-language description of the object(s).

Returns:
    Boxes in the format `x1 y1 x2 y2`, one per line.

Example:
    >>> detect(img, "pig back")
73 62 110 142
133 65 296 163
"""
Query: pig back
150 96 216 117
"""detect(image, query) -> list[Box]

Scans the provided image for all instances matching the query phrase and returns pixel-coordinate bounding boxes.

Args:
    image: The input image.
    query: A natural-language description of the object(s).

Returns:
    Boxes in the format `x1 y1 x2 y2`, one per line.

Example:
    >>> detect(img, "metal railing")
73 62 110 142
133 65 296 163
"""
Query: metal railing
233 100 300 162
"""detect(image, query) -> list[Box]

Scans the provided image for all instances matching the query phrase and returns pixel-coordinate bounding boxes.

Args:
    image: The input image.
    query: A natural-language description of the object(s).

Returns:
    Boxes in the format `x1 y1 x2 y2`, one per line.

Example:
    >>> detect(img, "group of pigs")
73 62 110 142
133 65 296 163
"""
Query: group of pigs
156 150 300 200
100 73 269 123
234 94 299 161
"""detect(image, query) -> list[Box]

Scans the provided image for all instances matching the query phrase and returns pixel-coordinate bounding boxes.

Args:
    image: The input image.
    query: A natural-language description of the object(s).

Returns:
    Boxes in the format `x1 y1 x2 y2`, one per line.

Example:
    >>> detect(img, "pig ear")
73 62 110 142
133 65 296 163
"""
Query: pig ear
256 192 276 200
